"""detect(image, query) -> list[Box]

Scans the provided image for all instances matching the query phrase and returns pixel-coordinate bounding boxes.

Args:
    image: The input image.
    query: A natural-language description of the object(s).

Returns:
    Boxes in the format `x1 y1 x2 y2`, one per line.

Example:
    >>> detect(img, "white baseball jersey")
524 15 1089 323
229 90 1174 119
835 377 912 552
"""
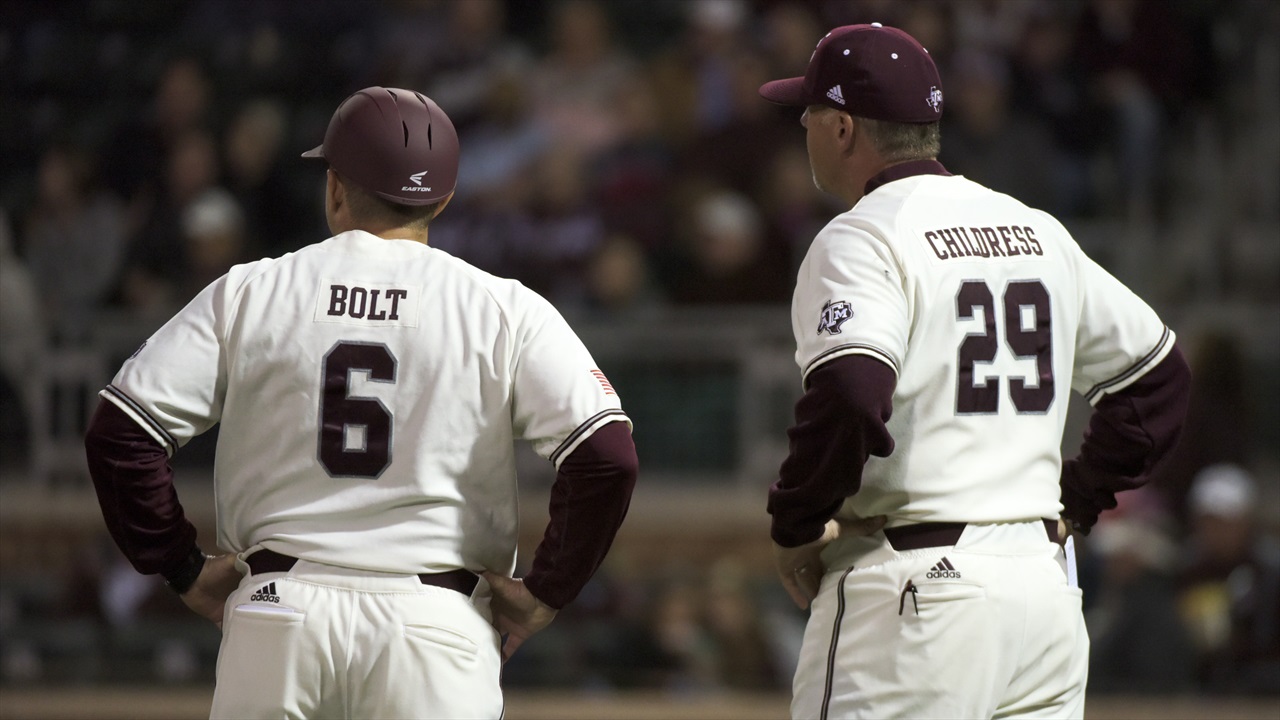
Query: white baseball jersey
793 173 1173 525
102 229 628 575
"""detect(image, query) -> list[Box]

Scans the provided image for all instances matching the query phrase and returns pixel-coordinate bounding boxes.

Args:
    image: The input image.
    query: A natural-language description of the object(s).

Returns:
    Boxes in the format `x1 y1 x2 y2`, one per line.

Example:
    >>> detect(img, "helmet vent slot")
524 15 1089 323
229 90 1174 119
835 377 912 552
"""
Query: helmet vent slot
427 124 433 149
402 121 409 147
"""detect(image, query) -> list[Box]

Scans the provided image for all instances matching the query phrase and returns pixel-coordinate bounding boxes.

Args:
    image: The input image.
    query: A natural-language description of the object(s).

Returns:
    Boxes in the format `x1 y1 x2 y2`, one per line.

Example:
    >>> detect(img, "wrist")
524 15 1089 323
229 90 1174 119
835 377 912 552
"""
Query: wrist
521 573 565 611
163 546 207 595
771 521 825 549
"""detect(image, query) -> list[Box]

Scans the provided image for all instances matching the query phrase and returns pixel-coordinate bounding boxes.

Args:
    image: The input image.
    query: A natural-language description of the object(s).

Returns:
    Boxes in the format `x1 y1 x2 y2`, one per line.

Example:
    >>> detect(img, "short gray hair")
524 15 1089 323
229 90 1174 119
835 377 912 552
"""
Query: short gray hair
857 117 940 163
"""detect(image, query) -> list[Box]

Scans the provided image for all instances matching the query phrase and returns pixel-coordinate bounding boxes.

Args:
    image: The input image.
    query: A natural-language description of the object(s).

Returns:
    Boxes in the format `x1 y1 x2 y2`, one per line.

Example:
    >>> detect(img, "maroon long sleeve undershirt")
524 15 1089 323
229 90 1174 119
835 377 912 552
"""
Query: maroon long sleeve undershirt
84 399 198 577
767 345 1191 547
85 397 637 609
768 355 897 548
1061 344 1192 531
523 420 638 609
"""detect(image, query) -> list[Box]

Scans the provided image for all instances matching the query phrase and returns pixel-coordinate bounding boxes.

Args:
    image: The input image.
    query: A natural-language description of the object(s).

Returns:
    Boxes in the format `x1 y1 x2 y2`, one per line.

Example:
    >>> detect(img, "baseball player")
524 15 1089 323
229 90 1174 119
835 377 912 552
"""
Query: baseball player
758 25 1191 719
83 87 638 719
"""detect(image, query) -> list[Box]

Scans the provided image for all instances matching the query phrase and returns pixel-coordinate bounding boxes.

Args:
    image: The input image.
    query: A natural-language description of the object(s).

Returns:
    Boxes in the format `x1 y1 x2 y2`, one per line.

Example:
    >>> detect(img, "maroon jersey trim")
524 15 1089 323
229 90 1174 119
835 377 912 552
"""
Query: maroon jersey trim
102 384 178 451
549 409 630 465
1083 326 1173 403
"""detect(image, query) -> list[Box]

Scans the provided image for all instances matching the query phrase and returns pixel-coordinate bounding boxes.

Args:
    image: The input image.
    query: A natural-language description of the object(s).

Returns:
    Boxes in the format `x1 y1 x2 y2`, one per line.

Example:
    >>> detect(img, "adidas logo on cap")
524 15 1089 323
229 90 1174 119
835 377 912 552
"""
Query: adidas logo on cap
826 84 846 105
250 582 280 603
925 557 961 579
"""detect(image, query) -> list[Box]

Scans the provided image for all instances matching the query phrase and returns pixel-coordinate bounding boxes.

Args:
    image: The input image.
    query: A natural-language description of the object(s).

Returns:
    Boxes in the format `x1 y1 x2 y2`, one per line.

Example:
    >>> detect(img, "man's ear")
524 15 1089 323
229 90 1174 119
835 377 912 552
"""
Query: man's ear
839 113 858 156
327 169 344 212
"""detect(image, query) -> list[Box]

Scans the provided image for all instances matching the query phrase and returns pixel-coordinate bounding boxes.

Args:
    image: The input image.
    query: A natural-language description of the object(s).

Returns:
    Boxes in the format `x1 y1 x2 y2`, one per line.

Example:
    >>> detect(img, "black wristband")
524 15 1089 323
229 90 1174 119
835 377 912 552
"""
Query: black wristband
163 546 207 595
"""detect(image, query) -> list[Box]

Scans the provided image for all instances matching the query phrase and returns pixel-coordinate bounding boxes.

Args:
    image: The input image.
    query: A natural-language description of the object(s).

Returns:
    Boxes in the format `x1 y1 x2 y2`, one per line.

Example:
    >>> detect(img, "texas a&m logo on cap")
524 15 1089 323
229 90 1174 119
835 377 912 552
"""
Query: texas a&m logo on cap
817 300 853 335
927 86 943 113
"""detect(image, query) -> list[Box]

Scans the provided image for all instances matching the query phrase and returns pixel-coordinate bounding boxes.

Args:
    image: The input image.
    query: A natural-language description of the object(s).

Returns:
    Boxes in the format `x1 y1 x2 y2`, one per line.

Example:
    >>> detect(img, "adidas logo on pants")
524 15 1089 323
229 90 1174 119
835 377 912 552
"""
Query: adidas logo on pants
925 557 961 579
250 582 280 603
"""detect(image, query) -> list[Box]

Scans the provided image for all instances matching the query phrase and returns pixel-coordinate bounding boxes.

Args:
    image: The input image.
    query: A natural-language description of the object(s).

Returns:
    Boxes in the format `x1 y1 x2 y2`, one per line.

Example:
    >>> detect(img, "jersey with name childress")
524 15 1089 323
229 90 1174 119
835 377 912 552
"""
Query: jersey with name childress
793 174 1173 526
103 230 629 574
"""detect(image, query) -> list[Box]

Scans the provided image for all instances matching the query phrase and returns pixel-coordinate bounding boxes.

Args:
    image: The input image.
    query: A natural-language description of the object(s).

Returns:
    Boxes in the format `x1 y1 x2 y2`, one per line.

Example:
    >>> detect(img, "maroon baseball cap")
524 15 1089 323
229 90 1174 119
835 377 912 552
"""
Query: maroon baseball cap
759 23 943 123
302 87 459 205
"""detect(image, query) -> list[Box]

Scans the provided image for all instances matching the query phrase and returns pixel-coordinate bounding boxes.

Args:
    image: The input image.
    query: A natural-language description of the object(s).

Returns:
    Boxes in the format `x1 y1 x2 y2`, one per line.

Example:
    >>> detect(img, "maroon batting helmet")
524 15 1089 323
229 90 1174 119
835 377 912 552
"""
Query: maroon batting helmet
302 87 459 205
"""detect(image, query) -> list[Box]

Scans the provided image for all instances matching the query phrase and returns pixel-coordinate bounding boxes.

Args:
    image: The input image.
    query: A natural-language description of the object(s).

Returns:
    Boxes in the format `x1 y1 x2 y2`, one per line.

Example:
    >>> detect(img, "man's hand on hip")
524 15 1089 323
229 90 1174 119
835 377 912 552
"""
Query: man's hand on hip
179 554 243 630
774 515 887 609
482 572 558 663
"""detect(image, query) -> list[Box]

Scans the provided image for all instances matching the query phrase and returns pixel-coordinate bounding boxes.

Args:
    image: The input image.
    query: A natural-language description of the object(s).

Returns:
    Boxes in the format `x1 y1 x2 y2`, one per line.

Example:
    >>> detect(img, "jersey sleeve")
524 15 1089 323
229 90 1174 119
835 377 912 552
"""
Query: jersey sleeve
793 219 908 386
1068 246 1174 404
511 291 629 466
101 275 231 454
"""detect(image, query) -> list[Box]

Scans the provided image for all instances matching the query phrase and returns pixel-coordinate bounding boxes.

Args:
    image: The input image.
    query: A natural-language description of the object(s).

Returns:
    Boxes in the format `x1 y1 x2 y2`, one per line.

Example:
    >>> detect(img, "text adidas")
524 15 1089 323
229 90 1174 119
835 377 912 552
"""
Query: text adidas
925 557 961 579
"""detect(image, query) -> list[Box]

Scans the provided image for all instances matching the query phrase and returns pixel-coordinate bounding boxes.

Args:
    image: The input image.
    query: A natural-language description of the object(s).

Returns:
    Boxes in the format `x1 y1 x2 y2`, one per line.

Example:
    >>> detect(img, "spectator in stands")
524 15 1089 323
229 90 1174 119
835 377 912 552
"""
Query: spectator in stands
0 211 44 469
668 189 789 306
528 0 638 155
760 3 824 82
223 99 318 257
593 77 673 252
758 145 839 276
1010 5 1098 216
180 188 248 297
940 49 1062 213
450 67 548 206
505 145 606 305
21 144 126 341
1074 0 1197 220
584 234 662 316
951 0 1034 58
1085 490 1197 694
896 0 953 66
119 129 242 312
648 0 752 148
102 56 213 238
417 0 531 132
675 50 796 205
1178 464 1280 694
704 558 784 690
649 580 718 690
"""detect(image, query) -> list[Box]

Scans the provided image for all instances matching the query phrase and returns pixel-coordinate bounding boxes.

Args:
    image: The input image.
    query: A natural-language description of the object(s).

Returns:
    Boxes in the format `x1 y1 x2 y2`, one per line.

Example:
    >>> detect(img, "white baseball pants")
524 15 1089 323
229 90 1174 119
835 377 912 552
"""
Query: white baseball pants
792 520 1088 719
210 557 502 719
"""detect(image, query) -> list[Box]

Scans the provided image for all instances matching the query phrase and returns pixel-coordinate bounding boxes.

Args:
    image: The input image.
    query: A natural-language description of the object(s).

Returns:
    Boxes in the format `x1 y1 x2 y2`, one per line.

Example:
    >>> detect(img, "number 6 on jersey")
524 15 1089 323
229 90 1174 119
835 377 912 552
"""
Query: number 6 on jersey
319 341 396 478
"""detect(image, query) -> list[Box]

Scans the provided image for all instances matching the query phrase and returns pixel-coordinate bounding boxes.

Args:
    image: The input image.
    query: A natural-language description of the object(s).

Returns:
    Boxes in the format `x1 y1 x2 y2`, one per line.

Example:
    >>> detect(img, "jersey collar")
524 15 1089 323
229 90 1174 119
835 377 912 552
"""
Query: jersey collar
863 159 951 196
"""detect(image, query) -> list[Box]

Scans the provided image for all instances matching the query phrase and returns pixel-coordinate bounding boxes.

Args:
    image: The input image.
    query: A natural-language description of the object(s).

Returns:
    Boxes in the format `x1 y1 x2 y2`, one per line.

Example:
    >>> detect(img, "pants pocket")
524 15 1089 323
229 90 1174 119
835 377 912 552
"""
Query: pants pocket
913 581 987 604
404 623 480 658
211 605 309 719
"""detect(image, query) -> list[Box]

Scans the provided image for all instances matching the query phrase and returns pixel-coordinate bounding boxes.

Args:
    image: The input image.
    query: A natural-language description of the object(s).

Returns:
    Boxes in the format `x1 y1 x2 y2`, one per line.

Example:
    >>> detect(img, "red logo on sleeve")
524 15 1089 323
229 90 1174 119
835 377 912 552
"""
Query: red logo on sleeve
591 370 616 396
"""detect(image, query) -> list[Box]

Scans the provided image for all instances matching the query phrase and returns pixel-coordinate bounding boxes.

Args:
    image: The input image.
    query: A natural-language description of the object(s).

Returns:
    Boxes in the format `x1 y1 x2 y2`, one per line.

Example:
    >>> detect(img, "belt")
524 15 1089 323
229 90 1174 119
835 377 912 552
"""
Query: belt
246 549 479 596
884 519 1059 551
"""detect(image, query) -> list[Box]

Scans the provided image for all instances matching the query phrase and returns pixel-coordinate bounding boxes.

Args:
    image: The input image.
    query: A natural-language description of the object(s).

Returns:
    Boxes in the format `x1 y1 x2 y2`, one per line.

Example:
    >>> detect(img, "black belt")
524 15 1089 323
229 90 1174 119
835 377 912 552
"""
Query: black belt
246 549 479 597
884 519 1059 551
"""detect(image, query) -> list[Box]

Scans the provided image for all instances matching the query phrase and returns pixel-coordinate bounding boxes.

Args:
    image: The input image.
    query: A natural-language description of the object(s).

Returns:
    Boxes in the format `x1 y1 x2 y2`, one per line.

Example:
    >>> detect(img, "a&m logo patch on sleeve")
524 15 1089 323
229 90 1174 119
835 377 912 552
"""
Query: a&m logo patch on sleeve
817 300 853 335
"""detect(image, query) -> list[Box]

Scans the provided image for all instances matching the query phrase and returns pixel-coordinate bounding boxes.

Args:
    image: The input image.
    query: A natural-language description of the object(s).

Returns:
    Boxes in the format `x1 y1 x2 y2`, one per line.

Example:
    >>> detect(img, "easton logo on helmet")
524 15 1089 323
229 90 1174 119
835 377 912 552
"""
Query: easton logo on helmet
403 170 431 192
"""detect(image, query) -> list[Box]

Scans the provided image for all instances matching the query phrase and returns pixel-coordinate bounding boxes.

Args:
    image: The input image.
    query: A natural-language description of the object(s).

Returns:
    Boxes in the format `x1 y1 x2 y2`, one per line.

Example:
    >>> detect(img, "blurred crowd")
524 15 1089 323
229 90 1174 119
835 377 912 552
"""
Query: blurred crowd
4 0 1276 343
1 0 1278 698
